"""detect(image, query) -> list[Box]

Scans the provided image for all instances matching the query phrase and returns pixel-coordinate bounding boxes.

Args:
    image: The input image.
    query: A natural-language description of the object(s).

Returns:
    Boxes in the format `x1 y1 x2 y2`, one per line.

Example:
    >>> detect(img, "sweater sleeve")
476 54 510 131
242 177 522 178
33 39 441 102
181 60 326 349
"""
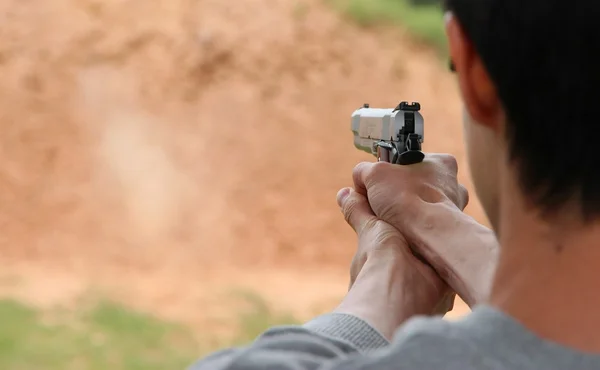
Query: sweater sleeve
187 313 389 370
189 306 513 370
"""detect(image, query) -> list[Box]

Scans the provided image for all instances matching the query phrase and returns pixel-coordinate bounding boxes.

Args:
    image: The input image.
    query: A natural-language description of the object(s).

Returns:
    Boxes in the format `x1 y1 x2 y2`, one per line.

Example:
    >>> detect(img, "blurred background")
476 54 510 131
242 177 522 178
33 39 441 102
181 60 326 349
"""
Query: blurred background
0 0 489 368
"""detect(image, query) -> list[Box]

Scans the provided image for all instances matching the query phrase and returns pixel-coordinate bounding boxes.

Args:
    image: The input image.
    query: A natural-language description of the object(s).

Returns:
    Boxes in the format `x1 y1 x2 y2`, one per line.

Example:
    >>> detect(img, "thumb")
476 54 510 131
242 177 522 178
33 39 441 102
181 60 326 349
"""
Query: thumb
337 187 377 234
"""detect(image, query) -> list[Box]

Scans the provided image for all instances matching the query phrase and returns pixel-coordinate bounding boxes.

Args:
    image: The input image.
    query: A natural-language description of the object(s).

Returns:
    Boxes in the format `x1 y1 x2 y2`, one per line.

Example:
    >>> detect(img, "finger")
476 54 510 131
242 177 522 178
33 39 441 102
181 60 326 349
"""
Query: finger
336 187 351 208
337 187 377 234
427 153 458 174
351 162 373 197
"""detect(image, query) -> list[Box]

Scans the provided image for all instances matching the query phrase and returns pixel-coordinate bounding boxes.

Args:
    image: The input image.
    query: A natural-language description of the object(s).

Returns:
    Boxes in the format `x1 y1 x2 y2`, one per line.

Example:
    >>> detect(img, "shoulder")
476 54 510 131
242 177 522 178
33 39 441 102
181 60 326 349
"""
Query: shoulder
383 313 502 370
391 314 464 348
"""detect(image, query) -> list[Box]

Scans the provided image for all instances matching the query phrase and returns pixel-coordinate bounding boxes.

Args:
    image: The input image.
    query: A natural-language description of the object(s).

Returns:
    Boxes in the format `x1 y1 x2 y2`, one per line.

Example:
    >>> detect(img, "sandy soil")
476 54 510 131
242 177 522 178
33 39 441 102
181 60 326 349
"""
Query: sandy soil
0 0 486 332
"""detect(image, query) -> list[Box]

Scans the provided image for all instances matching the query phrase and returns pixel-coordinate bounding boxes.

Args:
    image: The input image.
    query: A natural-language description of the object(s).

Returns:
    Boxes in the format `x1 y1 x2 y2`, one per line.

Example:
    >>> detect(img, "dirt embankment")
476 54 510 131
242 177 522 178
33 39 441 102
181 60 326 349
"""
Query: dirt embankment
0 0 484 326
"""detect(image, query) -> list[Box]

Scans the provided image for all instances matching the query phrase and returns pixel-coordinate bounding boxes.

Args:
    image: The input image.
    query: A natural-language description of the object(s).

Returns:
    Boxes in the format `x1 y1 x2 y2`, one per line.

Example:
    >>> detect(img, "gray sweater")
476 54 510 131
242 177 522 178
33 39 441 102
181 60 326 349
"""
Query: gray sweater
189 305 600 369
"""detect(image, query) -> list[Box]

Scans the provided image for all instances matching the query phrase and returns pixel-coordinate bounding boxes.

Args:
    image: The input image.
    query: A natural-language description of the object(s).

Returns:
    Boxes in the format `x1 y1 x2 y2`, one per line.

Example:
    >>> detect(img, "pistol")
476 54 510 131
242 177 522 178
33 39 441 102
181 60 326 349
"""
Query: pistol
351 101 430 265
351 101 425 165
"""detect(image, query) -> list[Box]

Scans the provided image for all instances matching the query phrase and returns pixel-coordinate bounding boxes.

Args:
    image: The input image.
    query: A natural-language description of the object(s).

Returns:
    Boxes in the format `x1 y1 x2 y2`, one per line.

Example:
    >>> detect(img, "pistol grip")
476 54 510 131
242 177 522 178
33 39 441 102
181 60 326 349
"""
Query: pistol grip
396 150 425 165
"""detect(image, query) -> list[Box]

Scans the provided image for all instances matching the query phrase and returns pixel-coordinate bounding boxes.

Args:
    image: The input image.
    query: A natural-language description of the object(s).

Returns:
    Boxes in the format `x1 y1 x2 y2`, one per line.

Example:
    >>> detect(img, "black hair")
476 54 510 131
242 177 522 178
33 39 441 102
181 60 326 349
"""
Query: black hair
446 0 600 220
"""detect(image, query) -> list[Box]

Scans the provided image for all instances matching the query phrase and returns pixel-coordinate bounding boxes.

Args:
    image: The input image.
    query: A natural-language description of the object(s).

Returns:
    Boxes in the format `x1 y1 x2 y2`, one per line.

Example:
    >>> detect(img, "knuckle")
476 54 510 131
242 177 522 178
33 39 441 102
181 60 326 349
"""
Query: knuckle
440 154 459 172
352 162 375 192
353 161 372 179
362 216 379 232
342 195 360 224
429 153 458 172
352 162 366 176
368 161 397 184
363 162 380 183
460 184 470 208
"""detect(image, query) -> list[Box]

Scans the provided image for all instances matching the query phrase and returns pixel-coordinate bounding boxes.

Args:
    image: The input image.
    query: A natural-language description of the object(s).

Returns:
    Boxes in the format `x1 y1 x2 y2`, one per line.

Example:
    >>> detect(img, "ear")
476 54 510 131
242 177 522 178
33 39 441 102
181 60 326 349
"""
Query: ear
445 12 501 130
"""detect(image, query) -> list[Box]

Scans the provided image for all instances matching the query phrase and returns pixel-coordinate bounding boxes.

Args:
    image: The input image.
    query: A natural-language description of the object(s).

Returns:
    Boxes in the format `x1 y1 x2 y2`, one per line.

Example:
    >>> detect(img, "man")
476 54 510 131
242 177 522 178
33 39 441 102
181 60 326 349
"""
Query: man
191 1 600 369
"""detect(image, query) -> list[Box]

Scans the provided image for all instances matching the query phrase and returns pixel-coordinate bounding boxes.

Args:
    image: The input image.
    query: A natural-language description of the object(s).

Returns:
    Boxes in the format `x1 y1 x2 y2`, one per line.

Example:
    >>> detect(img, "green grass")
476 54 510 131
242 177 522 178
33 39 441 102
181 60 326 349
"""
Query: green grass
329 0 448 55
0 295 299 370
0 299 198 370
230 291 300 345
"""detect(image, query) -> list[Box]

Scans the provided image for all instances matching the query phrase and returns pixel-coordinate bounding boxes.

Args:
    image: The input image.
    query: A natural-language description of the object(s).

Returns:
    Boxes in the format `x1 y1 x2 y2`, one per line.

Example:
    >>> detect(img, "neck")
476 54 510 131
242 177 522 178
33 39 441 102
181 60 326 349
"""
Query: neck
489 175 600 353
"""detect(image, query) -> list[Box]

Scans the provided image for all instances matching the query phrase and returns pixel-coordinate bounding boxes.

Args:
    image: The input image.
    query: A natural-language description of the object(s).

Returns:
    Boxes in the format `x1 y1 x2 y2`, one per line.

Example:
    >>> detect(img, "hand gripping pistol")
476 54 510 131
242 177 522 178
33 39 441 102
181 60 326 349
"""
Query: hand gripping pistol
351 101 425 165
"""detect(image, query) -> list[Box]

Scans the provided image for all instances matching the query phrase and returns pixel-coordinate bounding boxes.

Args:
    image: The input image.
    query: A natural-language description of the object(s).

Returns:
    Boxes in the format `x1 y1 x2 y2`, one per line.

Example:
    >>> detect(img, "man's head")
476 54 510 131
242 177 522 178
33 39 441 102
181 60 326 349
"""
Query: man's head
444 0 600 230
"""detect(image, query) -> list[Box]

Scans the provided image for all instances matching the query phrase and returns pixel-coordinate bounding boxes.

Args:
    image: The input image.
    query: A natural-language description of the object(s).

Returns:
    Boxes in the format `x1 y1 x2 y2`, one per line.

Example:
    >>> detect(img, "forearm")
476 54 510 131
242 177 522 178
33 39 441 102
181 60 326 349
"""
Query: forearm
334 251 428 340
413 202 499 307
